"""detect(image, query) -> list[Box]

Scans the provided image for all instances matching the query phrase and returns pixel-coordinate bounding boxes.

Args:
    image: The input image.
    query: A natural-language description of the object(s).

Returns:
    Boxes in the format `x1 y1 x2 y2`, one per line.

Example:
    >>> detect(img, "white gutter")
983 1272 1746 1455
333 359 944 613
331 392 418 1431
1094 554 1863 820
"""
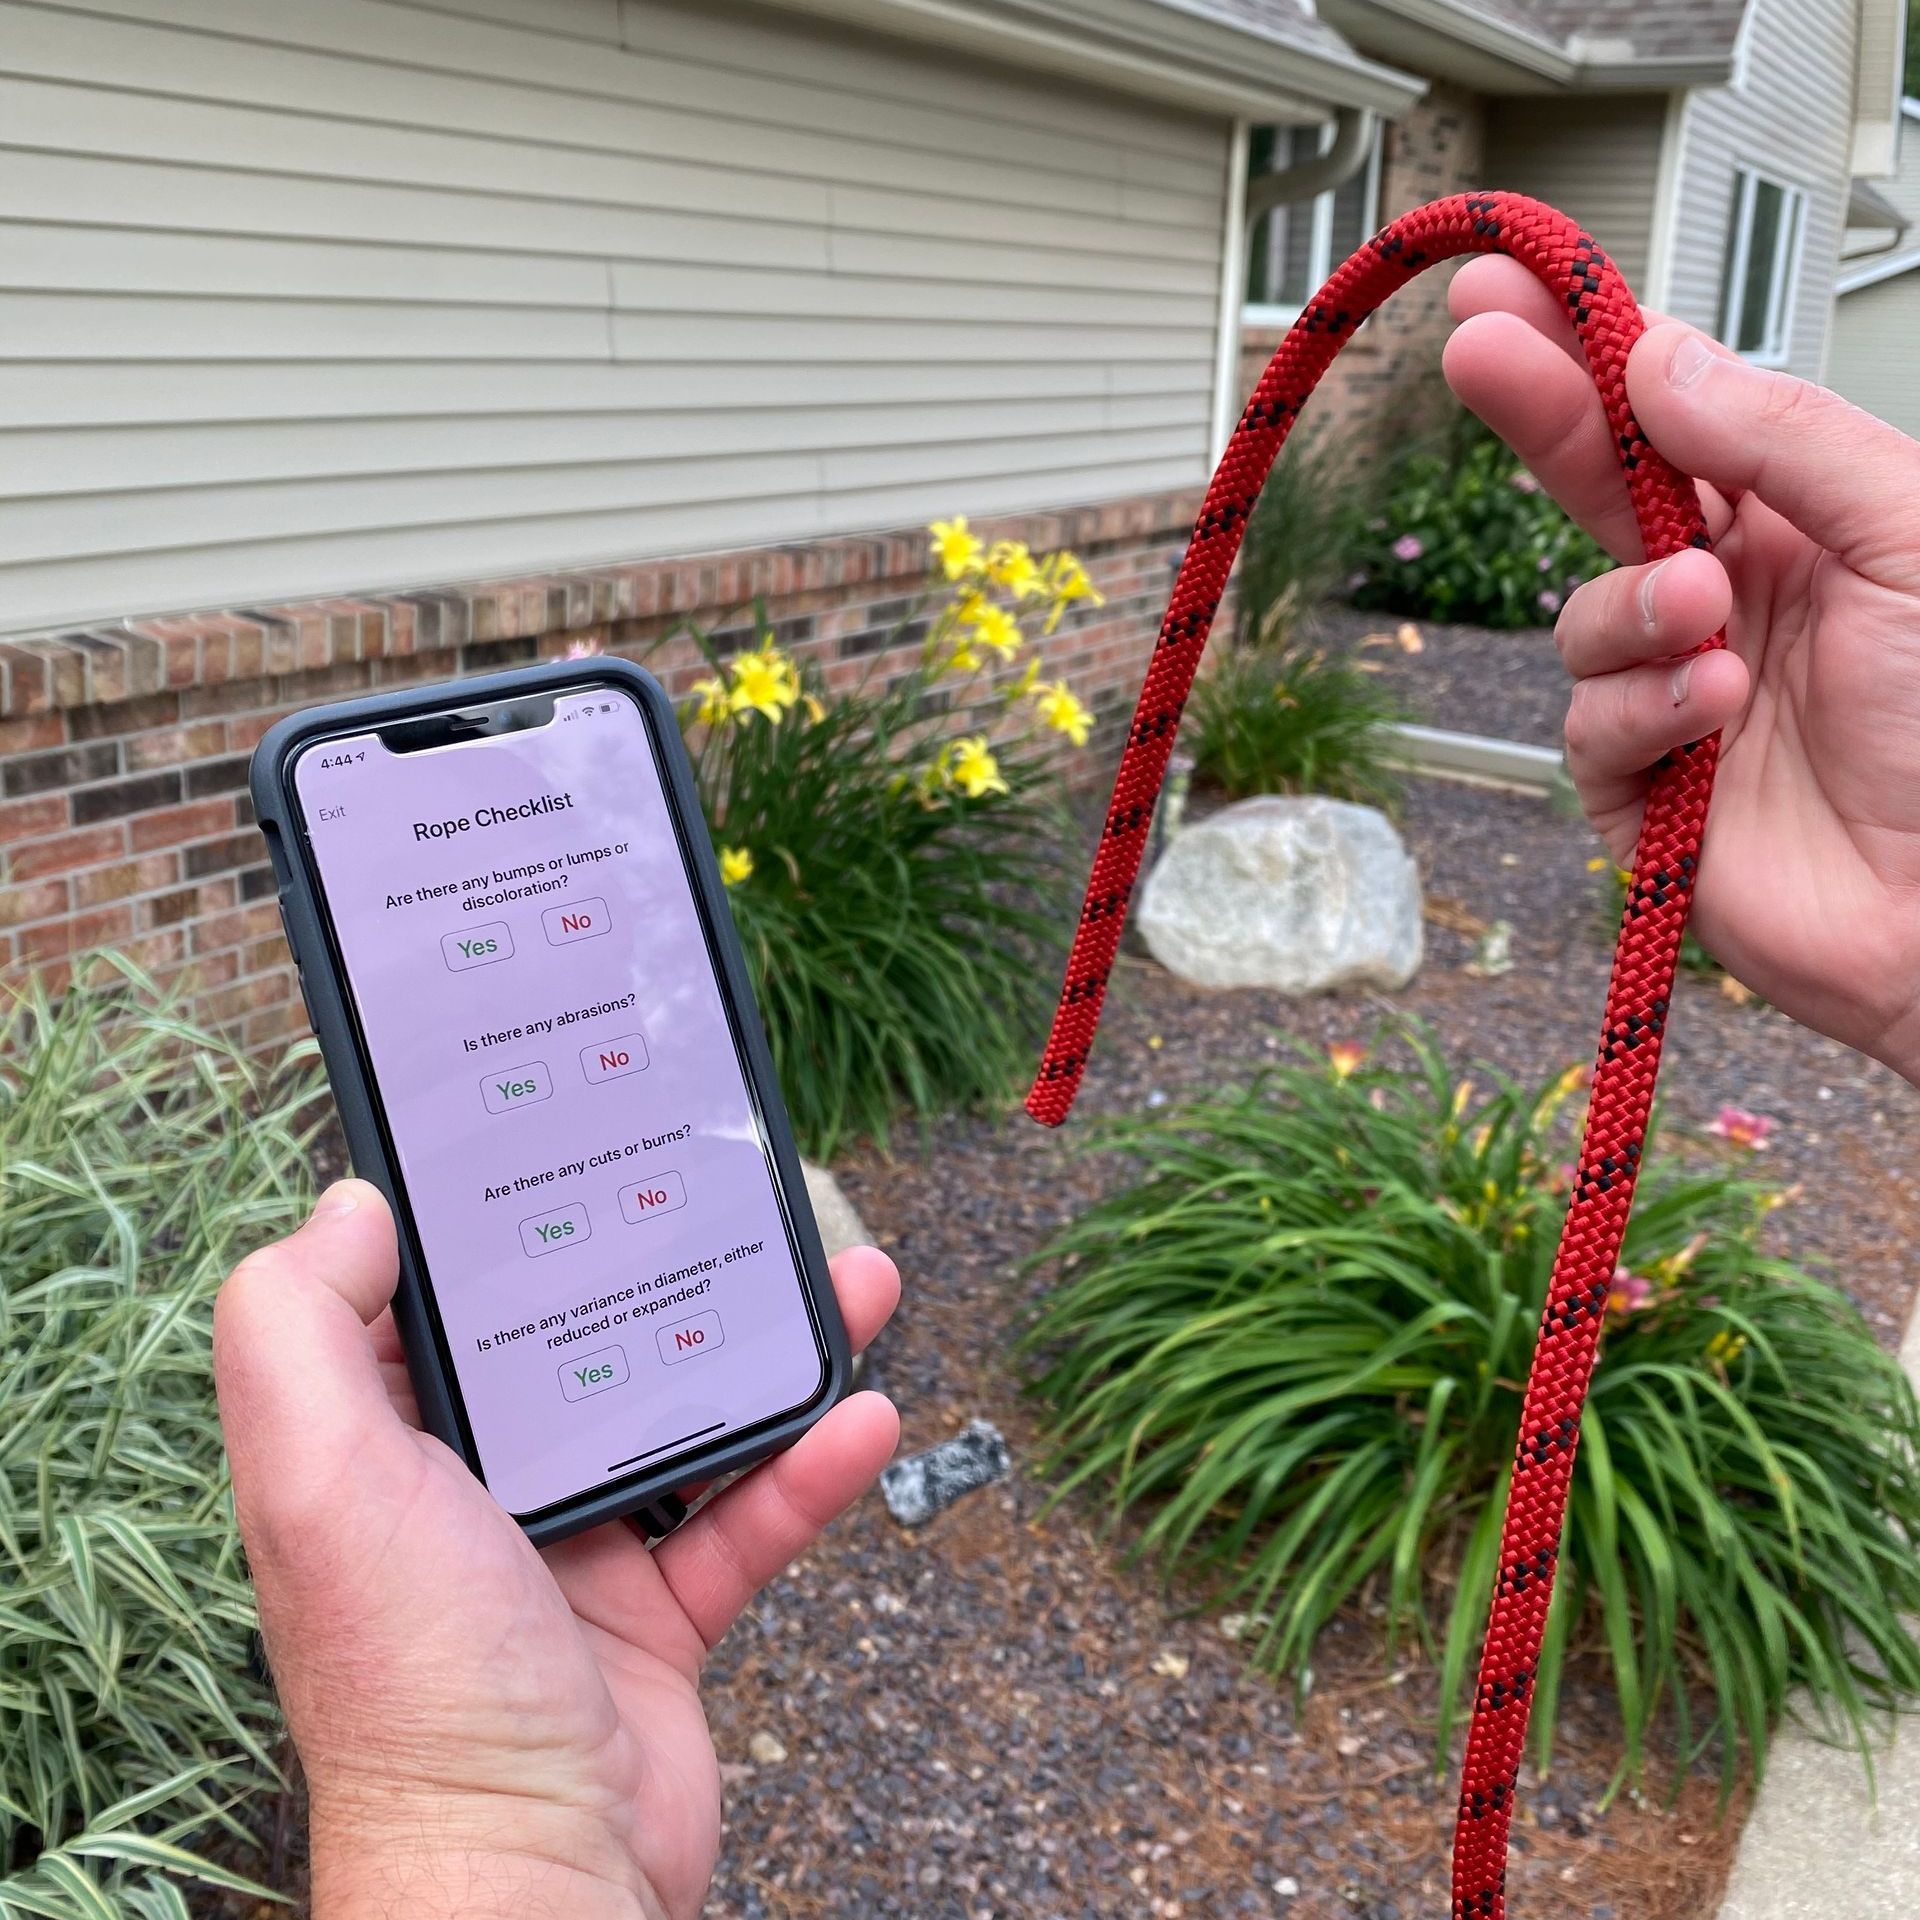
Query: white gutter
1837 243 1920 293
765 0 1426 118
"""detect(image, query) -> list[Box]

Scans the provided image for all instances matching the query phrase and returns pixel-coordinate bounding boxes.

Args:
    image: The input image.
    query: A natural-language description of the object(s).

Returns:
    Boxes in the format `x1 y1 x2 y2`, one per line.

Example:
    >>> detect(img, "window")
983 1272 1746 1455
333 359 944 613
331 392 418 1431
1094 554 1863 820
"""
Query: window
1243 123 1382 320
1717 168 1807 365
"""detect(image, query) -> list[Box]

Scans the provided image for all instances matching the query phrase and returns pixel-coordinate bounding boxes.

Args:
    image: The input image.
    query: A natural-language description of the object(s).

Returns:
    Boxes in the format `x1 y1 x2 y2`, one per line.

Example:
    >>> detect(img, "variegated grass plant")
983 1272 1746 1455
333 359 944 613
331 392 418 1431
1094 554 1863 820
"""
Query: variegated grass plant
1 958 324 1918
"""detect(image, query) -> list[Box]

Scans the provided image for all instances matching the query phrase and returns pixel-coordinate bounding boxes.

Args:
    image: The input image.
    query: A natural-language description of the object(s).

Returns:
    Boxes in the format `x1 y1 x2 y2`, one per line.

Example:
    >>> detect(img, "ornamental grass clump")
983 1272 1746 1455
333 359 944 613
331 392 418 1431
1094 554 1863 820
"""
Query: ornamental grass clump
1187 620 1410 808
1024 1026 1920 1789
670 520 1099 1157
0 958 326 1918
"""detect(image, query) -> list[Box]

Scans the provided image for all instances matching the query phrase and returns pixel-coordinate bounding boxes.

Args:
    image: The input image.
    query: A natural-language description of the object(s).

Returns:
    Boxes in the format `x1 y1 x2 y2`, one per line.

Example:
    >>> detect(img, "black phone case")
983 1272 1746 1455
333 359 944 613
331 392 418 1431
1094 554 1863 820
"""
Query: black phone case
249 657 852 1548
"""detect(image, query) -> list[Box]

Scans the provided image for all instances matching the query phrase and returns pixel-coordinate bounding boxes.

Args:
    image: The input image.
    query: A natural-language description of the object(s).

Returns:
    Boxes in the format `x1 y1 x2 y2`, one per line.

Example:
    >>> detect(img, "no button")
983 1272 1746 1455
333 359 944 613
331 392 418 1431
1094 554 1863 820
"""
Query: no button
657 1310 723 1365
543 896 610 945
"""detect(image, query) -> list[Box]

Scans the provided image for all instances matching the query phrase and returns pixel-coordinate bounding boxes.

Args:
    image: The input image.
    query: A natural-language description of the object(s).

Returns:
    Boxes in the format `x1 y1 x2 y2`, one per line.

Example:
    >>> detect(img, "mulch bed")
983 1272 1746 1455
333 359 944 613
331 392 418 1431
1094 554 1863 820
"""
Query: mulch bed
702 772 1920 1920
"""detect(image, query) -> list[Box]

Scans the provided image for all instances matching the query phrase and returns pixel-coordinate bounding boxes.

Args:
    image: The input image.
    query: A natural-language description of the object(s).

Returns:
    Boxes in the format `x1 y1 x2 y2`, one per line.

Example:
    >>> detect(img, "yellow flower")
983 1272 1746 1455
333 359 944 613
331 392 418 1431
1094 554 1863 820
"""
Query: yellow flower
689 675 731 726
1586 856 1610 873
1040 551 1105 632
946 735 1008 800
728 646 800 723
1033 680 1092 747
946 641 984 674
1006 656 1042 699
929 517 985 581
968 601 1023 659
985 539 1043 597
1327 1041 1368 1080
1705 1328 1747 1368
803 693 827 724
719 846 753 887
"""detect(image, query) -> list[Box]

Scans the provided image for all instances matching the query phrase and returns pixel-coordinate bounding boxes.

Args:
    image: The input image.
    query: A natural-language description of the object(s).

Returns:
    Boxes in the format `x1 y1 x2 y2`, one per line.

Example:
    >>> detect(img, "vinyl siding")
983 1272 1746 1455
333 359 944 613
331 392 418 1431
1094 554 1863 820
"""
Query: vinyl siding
0 0 1232 633
1662 0 1859 377
1480 97 1668 295
1826 270 1920 433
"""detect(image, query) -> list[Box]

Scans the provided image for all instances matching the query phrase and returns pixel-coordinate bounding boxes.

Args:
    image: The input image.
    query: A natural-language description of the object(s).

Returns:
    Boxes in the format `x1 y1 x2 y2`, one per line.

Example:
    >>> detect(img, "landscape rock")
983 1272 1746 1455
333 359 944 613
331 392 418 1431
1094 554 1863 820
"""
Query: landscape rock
880 1419 1011 1526
802 1160 868 1259
1136 795 1422 995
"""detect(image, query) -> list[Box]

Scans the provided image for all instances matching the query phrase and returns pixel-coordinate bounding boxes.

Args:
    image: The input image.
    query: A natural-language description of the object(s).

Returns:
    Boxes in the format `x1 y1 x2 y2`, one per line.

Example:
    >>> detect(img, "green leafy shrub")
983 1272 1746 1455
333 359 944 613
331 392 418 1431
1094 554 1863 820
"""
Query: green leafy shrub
1 958 325 1917
1349 427 1612 629
667 523 1094 1156
1024 1027 1920 1787
1187 634 1408 808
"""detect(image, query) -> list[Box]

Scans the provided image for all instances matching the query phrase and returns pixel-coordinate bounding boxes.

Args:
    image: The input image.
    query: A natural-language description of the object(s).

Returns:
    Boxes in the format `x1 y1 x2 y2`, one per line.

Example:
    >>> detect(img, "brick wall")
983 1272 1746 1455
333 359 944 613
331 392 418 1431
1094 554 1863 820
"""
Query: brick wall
0 492 1198 1042
1238 81 1489 442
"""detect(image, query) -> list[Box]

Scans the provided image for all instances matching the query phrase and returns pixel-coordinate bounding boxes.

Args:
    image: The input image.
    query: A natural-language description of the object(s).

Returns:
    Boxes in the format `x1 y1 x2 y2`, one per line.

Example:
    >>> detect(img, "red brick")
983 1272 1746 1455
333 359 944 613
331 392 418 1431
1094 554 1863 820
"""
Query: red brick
125 720 230 770
200 972 292 1026
129 798 237 853
0 794 67 845
0 712 65 755
19 903 133 963
192 901 281 954
73 853 179 907
8 822 127 881
0 876 68 928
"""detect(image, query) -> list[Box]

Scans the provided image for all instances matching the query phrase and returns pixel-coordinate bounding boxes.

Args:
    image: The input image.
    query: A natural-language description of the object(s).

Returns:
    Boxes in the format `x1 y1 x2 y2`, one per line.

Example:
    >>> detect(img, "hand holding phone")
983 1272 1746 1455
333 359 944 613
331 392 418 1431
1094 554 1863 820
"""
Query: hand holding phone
250 662 852 1542
213 1177 900 1920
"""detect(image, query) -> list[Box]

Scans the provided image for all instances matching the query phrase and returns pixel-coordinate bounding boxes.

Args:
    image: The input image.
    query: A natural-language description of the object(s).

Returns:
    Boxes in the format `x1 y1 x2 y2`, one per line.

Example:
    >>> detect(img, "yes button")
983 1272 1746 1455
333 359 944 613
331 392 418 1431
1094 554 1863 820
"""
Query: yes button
442 921 513 971
481 1061 552 1114
520 1202 590 1258
559 1345 628 1402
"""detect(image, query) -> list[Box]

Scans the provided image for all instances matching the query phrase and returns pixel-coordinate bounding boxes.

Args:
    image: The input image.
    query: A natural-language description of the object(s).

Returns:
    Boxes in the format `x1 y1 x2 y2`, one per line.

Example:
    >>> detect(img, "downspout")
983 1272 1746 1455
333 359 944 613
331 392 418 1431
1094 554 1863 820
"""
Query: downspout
1245 105 1376 221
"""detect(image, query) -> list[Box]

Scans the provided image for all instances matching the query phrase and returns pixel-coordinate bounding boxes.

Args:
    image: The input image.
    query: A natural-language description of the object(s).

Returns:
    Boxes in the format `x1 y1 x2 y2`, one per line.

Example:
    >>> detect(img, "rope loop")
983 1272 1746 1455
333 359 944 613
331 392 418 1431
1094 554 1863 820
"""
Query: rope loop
1024 191 1725 1920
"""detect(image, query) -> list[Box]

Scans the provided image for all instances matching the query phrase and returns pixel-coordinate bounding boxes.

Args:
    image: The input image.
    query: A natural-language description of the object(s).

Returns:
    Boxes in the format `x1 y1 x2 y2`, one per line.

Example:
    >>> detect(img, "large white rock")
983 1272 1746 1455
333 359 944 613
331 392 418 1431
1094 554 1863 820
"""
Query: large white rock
1137 795 1422 994
802 1160 869 1259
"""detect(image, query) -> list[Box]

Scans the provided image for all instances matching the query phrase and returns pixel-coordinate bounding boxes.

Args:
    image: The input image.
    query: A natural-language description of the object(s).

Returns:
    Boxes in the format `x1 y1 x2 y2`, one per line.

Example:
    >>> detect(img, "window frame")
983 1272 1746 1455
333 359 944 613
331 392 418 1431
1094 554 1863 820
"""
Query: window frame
1717 165 1809 369
1241 123 1384 326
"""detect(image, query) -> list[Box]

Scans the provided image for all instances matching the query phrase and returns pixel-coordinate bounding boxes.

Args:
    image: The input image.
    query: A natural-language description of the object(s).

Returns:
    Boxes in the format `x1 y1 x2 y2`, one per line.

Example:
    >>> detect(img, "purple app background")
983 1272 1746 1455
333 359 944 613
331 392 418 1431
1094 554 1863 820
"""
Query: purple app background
293 686 826 1516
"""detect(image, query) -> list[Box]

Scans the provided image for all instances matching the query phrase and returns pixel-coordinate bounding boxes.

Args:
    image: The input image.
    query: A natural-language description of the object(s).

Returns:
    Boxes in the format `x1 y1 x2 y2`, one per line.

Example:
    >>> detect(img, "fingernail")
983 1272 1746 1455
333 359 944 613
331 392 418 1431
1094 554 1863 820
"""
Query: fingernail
1636 555 1673 634
1668 335 1717 389
316 1184 360 1217
1670 659 1694 706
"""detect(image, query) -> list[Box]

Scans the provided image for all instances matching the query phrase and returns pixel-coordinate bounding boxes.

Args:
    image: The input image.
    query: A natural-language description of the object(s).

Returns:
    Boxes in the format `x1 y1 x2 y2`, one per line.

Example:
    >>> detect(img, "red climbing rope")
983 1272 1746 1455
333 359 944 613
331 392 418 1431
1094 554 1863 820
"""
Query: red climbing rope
1025 192 1723 1920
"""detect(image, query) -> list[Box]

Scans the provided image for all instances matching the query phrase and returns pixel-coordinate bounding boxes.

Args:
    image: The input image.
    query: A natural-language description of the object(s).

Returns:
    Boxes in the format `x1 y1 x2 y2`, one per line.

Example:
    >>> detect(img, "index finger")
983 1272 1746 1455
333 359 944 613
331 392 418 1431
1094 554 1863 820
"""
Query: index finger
1443 256 1733 561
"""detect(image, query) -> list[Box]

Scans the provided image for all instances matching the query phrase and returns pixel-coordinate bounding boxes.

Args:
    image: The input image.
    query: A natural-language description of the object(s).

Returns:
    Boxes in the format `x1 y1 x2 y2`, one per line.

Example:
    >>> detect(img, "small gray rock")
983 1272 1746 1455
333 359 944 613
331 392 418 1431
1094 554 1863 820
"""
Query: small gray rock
1136 795 1421 995
880 1420 1011 1526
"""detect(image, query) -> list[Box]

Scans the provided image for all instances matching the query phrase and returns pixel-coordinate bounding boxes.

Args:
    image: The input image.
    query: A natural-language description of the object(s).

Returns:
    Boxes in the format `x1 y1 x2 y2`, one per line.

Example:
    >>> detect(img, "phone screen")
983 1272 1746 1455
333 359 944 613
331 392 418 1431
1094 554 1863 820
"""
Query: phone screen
289 681 829 1520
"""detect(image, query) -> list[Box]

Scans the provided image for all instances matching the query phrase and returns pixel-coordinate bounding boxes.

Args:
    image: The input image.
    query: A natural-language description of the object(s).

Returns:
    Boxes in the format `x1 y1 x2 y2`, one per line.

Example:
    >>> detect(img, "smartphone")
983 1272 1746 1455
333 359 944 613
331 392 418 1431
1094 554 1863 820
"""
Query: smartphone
250 660 849 1547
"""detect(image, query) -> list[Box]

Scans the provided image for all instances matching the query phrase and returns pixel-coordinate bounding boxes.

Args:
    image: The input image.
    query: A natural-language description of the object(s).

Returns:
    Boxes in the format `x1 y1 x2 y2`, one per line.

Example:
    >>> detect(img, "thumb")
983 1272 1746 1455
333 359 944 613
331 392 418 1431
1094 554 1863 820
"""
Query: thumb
1625 322 1920 590
214 1179 407 1502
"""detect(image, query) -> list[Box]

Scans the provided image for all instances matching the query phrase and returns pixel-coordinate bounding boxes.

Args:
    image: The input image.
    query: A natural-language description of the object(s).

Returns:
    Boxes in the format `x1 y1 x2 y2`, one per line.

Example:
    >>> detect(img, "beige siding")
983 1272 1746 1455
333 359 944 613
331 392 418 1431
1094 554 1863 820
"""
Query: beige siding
0 0 1231 633
1480 96 1669 294
1827 271 1920 433
1663 0 1859 377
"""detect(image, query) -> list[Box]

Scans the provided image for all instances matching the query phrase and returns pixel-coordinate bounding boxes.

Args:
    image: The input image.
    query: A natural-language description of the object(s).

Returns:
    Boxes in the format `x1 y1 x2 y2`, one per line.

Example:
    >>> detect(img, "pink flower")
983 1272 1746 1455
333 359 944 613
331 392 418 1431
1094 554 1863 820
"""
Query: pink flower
1608 1267 1653 1315
1538 589 1562 615
1328 1041 1369 1080
1392 535 1424 563
1547 1161 1577 1196
1511 470 1542 494
1537 555 1555 572
1707 1105 1775 1150
565 636 605 659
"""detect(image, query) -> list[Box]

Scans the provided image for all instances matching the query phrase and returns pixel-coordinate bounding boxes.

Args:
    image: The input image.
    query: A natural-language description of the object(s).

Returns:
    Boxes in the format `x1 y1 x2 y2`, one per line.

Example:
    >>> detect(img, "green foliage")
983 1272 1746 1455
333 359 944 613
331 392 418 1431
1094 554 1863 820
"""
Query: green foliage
674 620 1071 1159
1 958 325 1917
1024 1027 1920 1789
1188 635 1406 808
1349 427 1612 629
1232 430 1368 649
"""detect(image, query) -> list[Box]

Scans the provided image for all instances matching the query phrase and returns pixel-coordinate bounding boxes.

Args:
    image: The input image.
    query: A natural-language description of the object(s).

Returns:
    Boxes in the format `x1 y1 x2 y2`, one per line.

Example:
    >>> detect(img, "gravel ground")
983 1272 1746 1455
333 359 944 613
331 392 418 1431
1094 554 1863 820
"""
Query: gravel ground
701 774 1920 1920
1318 603 1570 750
